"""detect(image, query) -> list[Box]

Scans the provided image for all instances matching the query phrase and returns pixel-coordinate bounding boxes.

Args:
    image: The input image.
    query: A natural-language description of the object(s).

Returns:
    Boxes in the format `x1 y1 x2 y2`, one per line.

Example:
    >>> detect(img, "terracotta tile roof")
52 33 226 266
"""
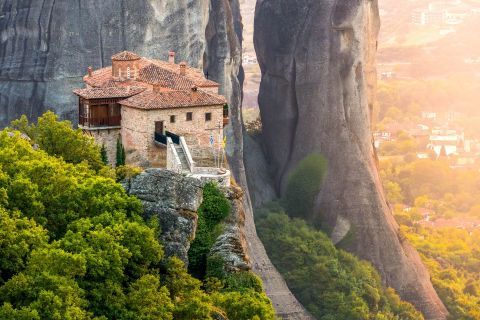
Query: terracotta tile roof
112 51 141 61
80 52 220 99
84 67 113 87
84 67 147 88
73 86 146 99
139 64 195 89
149 59 220 87
119 89 226 110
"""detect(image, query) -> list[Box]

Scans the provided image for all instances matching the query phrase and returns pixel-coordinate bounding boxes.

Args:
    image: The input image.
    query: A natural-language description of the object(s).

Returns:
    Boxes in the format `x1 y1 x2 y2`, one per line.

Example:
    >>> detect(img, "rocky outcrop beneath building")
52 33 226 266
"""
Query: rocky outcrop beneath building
254 0 448 319
123 169 203 264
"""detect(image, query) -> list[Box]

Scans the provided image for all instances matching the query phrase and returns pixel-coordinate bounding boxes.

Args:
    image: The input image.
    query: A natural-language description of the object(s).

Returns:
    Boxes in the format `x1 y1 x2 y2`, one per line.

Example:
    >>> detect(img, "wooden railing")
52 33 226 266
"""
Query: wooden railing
79 115 121 127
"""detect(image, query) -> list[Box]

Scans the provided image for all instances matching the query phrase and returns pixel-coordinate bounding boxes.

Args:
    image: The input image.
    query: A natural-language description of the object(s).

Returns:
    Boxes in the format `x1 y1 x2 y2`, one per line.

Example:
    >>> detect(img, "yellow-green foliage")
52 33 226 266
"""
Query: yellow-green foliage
257 210 424 320
0 114 275 320
380 158 480 218
10 112 104 171
404 226 480 320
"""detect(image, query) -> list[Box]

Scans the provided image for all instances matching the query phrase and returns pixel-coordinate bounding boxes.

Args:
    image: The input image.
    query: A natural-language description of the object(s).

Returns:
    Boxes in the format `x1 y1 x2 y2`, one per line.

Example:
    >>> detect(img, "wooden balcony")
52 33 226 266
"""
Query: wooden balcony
79 115 121 128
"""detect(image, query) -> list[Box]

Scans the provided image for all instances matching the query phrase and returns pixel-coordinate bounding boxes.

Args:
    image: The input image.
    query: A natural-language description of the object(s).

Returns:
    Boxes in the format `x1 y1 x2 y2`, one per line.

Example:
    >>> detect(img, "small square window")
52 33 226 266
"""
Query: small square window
186 112 193 121
170 115 176 123
205 112 212 121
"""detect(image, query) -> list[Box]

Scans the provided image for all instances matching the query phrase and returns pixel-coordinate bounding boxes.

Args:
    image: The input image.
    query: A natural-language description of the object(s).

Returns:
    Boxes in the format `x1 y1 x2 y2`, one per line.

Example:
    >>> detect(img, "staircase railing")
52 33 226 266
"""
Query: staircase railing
166 137 182 173
166 131 180 144
154 132 168 145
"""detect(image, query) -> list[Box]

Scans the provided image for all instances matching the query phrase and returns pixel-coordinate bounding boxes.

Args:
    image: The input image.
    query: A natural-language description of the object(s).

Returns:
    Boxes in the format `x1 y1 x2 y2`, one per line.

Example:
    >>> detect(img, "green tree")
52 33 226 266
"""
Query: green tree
100 144 109 165
283 154 327 220
116 137 126 167
0 209 48 284
10 112 104 171
0 114 275 319
165 257 213 320
126 274 174 320
212 291 275 320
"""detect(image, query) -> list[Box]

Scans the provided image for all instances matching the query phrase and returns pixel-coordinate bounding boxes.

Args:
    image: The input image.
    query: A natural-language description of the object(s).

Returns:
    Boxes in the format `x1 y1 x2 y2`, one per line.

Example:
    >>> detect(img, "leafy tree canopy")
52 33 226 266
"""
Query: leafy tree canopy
256 209 424 320
0 113 275 320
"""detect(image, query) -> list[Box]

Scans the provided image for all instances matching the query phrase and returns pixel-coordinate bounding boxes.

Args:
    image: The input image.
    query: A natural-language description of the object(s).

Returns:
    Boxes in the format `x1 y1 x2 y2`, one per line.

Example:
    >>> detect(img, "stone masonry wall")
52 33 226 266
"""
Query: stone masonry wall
121 105 224 168
84 128 121 166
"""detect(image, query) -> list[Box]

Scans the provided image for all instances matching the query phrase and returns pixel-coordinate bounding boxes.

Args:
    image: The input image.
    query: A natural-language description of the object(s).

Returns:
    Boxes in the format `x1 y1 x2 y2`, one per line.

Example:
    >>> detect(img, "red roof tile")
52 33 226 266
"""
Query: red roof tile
149 59 220 87
77 52 221 102
119 89 226 110
112 51 141 61
139 64 195 89
73 86 146 99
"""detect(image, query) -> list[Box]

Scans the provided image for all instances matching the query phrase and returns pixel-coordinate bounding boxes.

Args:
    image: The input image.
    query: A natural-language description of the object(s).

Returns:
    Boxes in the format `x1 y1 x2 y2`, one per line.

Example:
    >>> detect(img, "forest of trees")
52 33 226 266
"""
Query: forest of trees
256 208 424 320
0 112 275 320
379 156 480 319
380 157 480 219
251 154 424 320
375 79 480 137
404 226 480 319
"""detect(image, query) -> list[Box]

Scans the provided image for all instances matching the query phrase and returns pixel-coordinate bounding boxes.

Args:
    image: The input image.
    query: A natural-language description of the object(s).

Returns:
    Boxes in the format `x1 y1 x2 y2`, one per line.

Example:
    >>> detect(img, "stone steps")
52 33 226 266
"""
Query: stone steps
174 145 189 171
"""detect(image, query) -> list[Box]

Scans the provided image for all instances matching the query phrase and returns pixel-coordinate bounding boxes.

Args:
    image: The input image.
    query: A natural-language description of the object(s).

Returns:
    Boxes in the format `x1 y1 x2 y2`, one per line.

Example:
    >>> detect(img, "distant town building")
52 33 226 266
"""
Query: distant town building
242 54 258 65
428 127 464 157
412 9 429 25
422 111 437 121
412 1 471 26
374 131 393 149
381 71 396 80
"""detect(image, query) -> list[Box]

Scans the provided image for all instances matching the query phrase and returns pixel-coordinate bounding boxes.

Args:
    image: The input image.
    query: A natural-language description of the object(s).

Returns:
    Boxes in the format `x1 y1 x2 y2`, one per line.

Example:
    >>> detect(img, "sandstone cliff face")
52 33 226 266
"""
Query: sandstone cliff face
214 1 314 318
0 0 226 127
254 1 448 319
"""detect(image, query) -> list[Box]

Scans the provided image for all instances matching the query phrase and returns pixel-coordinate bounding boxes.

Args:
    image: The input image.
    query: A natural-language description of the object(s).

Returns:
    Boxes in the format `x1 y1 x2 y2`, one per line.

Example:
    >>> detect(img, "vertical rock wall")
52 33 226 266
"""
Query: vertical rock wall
0 0 209 126
207 1 313 318
254 0 448 319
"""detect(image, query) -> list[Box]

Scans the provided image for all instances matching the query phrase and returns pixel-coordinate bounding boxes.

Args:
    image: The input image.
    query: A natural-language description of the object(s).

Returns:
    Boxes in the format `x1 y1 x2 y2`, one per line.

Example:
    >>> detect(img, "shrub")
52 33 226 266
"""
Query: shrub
283 154 327 220
115 165 142 182
116 137 126 167
188 183 231 279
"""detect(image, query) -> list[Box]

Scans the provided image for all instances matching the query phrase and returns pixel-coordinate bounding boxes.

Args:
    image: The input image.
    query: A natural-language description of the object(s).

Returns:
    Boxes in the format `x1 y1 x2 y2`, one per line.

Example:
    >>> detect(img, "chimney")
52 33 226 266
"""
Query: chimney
191 86 198 99
87 66 93 77
169 51 176 64
179 61 187 76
